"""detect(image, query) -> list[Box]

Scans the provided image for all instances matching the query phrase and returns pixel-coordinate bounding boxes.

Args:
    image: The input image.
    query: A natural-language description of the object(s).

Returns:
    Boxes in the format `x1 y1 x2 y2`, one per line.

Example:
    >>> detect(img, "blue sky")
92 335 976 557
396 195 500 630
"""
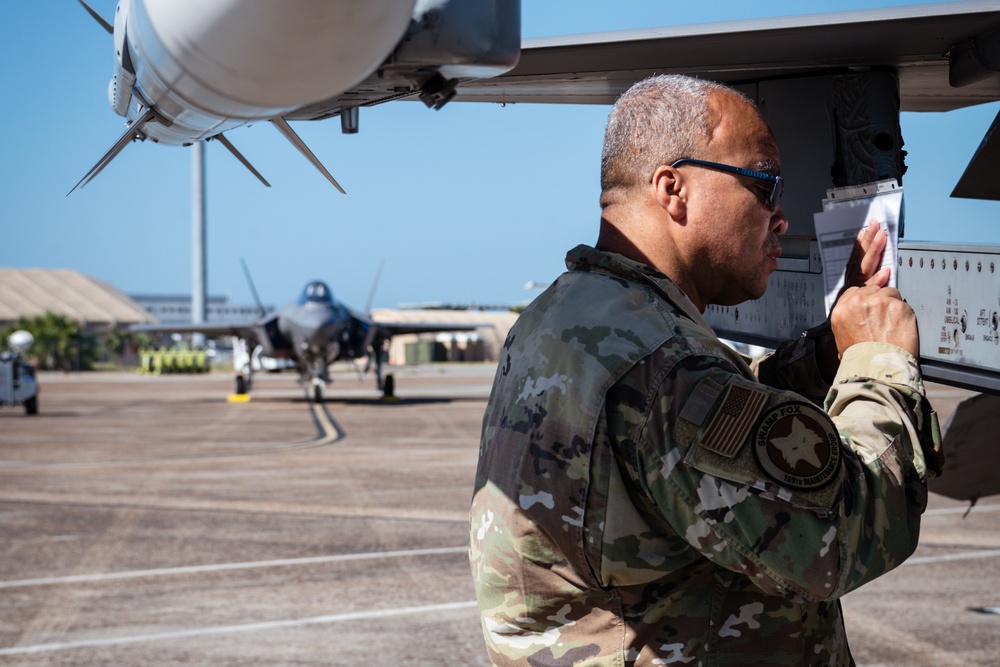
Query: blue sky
2 1 998 312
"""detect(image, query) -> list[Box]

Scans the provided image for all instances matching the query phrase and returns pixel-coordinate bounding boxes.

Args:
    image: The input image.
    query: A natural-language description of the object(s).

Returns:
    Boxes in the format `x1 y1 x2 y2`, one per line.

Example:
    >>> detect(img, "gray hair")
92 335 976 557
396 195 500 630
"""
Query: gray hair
600 75 742 192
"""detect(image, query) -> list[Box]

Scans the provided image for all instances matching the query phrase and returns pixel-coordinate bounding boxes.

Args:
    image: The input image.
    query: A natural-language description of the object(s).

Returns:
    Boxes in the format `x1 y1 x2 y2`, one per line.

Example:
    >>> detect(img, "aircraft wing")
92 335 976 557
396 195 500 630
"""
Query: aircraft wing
446 2 1000 113
368 321 481 338
129 321 261 343
82 1 1000 193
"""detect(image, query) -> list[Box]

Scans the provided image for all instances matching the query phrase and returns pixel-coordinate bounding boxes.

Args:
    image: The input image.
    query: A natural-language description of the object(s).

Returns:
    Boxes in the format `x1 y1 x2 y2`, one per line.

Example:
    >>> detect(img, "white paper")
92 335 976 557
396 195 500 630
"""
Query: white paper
813 180 902 315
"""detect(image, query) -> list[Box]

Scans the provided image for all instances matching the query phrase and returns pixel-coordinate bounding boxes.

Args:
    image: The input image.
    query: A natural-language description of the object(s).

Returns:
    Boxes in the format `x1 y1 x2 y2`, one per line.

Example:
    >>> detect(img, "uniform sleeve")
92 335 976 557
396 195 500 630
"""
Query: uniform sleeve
627 342 935 603
750 331 832 405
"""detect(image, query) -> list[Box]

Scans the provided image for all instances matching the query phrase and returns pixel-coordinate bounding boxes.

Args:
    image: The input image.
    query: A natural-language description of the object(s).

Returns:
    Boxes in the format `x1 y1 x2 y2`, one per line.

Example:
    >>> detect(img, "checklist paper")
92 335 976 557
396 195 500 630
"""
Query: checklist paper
813 179 903 316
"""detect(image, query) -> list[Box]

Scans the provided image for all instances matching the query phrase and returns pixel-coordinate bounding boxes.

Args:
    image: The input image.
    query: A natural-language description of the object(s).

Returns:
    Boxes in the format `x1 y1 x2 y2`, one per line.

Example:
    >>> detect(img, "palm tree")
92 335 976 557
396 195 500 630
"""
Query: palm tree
4 312 80 370
102 329 151 367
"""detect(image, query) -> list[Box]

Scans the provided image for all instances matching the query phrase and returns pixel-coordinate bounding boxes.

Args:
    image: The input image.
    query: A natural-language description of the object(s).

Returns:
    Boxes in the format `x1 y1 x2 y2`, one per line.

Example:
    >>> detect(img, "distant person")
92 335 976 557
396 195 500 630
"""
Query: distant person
469 74 942 666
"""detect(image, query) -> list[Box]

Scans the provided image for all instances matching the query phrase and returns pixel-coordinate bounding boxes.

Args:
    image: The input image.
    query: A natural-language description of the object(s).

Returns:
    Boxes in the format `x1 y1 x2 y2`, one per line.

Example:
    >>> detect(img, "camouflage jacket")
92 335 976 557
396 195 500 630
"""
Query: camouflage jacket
470 245 940 667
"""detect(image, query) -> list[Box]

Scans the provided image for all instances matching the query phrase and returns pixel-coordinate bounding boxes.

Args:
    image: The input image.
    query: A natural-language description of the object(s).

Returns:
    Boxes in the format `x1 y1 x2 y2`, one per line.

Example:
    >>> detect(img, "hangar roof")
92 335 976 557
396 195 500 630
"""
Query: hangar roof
0 268 156 334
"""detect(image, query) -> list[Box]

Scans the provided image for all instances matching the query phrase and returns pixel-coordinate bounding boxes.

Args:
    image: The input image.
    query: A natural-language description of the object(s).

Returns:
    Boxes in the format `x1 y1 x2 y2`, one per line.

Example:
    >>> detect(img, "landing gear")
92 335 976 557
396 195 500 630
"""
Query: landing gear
230 339 256 398
313 383 323 404
373 340 398 401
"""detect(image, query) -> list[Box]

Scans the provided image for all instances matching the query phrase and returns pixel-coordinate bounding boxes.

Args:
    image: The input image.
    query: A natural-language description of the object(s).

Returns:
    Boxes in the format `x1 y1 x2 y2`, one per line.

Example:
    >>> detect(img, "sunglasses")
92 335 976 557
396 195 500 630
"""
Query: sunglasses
670 158 784 211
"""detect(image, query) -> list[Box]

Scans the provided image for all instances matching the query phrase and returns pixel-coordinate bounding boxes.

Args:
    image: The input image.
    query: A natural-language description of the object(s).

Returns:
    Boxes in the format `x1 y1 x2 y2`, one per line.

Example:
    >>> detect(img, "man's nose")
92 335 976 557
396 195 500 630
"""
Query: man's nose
771 204 789 235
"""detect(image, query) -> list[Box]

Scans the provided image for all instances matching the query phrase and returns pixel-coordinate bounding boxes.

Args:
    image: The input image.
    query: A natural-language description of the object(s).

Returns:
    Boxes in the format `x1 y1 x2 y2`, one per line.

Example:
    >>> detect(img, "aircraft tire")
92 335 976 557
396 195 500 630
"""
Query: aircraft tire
313 384 323 404
382 373 395 399
24 396 37 415
235 375 247 395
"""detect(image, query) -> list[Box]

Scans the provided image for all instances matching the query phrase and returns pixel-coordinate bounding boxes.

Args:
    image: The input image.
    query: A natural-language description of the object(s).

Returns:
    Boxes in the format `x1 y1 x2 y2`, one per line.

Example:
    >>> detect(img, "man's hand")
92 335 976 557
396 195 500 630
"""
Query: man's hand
814 221 899 376
830 220 917 358
830 284 919 358
842 221 891 292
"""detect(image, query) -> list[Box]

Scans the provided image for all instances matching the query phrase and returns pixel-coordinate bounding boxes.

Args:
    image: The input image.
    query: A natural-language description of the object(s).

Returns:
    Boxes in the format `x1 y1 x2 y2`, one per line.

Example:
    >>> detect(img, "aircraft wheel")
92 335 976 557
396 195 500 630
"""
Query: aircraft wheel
24 396 37 415
313 384 323 404
235 375 247 395
382 373 395 399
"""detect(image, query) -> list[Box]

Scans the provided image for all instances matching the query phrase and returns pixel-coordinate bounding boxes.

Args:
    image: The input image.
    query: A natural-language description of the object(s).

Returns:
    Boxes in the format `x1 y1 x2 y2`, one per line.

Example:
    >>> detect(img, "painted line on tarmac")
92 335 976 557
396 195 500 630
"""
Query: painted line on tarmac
306 401 345 446
903 548 1000 566
0 546 468 589
0 600 479 656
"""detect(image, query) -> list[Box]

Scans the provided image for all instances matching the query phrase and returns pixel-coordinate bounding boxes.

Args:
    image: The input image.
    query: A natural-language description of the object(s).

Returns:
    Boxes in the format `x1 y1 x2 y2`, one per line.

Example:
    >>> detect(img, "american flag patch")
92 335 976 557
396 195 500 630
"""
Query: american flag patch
700 383 768 458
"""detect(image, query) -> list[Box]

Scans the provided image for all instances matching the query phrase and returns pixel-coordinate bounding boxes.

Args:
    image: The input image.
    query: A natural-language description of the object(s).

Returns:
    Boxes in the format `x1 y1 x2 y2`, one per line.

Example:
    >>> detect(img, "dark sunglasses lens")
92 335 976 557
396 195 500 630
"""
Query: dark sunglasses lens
770 178 783 210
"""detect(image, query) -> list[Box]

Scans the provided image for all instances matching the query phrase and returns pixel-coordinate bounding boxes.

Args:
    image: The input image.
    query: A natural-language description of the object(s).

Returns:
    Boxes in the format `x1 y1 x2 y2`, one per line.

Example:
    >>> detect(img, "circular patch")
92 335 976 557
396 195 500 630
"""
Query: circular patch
752 401 841 490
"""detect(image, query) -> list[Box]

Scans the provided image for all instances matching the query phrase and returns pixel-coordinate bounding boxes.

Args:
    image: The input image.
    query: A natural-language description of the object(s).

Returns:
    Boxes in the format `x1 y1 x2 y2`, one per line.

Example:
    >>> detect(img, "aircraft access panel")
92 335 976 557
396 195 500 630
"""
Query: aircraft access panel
707 242 1000 394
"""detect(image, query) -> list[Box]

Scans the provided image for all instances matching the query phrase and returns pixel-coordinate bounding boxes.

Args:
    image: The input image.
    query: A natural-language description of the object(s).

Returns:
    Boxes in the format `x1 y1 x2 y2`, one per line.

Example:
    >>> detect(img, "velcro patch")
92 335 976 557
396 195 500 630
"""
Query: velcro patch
753 401 841 490
679 377 723 428
699 382 767 458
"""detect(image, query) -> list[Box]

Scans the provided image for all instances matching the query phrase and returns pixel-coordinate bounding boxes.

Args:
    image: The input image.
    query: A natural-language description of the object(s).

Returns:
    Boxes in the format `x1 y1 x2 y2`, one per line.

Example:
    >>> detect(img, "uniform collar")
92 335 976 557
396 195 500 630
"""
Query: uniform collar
565 244 717 335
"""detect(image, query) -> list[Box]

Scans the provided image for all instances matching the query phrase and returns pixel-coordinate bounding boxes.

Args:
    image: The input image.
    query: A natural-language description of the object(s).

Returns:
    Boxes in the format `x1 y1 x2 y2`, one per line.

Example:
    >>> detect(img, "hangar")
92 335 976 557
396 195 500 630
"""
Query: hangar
0 268 156 334
371 307 519 364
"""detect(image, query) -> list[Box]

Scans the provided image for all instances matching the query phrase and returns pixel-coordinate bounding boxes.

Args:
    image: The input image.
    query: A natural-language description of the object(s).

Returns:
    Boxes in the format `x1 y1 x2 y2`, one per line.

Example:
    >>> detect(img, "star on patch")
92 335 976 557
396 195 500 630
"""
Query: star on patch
752 401 841 489
771 417 824 469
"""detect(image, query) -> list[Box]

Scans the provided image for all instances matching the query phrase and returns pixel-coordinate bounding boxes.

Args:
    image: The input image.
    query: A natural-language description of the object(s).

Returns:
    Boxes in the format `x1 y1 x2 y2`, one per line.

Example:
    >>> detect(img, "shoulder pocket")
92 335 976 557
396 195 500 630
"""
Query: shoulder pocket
683 381 844 514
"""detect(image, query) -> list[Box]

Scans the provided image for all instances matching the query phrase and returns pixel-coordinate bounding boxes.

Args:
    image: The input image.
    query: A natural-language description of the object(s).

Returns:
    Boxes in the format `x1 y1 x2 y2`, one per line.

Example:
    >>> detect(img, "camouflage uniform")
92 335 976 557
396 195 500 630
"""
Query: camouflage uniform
469 245 941 667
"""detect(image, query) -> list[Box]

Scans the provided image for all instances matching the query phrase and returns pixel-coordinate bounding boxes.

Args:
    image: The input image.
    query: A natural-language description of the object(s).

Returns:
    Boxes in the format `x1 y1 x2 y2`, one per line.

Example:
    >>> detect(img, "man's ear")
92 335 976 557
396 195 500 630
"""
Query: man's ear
651 164 686 220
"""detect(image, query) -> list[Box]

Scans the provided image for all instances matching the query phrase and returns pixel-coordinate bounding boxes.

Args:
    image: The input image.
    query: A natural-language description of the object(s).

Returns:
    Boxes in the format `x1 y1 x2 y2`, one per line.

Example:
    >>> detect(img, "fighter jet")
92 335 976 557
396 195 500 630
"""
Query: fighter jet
132 279 479 403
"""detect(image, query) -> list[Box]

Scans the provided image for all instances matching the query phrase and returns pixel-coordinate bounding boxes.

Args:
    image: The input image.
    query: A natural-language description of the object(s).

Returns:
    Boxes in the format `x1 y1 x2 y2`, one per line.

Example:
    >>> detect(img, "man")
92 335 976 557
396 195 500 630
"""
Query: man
469 75 942 666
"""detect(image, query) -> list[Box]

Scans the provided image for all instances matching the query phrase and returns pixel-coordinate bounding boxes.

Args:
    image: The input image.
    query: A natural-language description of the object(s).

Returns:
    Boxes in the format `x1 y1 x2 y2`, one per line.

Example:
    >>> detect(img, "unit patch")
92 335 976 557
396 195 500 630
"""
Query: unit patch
753 401 841 489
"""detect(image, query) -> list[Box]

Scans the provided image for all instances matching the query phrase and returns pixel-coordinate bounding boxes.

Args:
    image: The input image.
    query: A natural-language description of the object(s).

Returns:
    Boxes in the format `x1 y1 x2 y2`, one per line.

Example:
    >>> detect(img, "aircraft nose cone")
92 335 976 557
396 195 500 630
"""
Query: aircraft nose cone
305 321 342 364
313 320 344 347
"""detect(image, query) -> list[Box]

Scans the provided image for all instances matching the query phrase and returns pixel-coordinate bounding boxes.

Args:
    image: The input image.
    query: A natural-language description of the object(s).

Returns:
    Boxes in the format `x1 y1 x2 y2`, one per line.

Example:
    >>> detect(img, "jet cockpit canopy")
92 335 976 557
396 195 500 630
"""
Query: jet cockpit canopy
299 281 334 306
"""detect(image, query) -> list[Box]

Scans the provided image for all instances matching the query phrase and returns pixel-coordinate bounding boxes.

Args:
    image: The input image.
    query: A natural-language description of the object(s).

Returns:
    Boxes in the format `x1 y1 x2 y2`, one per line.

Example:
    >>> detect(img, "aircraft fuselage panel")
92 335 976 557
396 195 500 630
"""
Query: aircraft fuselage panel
708 243 1000 394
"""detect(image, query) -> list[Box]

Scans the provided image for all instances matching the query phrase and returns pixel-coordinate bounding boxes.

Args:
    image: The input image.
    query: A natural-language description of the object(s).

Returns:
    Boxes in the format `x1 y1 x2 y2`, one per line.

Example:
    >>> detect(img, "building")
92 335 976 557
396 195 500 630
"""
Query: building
0 268 155 334
128 294 273 326
370 308 519 365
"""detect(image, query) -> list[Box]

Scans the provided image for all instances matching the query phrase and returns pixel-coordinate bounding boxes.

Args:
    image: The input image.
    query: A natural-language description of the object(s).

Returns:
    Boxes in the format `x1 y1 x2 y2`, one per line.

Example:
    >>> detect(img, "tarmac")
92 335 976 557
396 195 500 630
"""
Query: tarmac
0 365 997 666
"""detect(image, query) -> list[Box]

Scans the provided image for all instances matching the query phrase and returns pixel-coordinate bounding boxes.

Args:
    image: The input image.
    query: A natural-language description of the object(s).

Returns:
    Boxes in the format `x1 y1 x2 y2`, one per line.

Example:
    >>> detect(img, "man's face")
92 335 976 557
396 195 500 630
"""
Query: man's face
682 92 788 307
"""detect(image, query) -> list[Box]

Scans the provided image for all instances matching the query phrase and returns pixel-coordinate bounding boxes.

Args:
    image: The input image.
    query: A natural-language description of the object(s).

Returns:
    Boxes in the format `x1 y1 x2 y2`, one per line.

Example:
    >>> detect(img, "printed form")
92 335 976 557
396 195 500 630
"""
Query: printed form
813 179 903 315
